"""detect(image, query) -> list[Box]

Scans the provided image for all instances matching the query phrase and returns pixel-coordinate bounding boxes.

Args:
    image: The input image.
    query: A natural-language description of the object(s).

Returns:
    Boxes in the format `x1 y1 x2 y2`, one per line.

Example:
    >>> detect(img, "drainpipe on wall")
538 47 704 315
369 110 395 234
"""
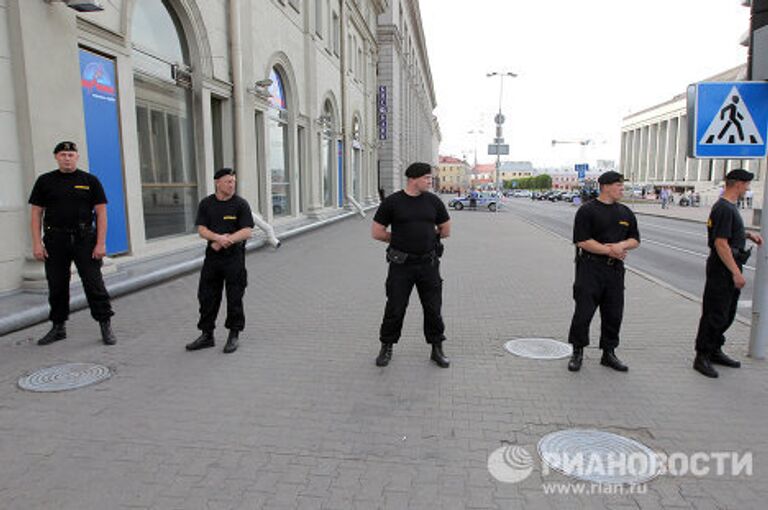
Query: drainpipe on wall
340 0 349 207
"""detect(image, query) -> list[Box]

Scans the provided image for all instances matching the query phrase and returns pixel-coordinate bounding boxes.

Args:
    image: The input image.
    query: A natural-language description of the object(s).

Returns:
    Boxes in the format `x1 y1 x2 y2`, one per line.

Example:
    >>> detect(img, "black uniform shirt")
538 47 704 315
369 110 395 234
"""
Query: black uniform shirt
195 194 255 256
373 190 450 255
573 199 640 245
707 198 746 251
28 169 107 229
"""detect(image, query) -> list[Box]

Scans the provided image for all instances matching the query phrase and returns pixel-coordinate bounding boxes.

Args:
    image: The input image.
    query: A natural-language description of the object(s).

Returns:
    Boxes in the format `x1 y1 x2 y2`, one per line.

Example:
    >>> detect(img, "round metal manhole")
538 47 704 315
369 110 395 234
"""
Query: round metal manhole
504 338 572 360
18 363 112 392
538 429 660 485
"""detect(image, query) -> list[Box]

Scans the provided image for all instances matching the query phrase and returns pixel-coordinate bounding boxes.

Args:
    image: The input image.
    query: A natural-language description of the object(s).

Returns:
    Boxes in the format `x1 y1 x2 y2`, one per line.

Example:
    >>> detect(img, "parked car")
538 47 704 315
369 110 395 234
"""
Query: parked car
547 191 565 202
449 192 499 212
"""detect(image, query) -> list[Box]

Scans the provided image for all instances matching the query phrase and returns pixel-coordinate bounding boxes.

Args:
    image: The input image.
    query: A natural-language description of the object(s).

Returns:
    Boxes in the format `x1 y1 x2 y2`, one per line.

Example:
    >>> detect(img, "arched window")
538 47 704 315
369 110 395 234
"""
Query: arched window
132 0 197 239
268 68 291 217
321 100 336 207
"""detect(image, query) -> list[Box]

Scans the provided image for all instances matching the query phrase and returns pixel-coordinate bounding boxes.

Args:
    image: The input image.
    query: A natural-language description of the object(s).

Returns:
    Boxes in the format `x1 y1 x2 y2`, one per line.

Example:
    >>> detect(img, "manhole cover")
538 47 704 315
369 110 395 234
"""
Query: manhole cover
504 338 572 359
538 429 660 485
18 363 112 392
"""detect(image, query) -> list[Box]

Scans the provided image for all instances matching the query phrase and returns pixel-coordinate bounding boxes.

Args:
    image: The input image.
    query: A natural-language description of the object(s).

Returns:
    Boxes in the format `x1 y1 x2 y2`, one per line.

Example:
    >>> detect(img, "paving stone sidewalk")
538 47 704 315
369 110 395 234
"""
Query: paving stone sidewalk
0 206 766 509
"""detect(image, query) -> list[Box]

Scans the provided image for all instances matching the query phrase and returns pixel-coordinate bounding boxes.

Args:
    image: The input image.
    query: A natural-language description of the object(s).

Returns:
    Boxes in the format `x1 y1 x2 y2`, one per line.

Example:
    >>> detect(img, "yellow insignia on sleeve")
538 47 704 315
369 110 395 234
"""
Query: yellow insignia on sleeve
74 185 90 190
619 220 629 227
707 218 712 228
223 215 237 220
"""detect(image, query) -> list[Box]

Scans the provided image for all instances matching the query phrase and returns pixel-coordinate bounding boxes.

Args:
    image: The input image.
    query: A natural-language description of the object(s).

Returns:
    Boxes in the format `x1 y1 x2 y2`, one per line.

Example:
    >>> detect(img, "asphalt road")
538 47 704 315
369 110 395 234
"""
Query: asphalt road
499 197 757 315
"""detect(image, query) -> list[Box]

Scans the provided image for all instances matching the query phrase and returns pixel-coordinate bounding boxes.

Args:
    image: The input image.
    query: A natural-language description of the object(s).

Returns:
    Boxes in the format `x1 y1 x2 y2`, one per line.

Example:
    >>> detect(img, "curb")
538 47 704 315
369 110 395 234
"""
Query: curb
0 208 373 337
507 211 753 327
631 209 760 232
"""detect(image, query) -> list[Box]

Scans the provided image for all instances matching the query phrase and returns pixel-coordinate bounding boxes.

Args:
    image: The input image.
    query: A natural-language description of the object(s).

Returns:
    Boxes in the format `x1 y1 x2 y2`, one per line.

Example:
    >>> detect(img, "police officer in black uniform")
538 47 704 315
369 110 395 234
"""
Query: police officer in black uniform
567 171 640 372
372 162 451 368
693 169 763 378
186 168 255 354
29 141 116 345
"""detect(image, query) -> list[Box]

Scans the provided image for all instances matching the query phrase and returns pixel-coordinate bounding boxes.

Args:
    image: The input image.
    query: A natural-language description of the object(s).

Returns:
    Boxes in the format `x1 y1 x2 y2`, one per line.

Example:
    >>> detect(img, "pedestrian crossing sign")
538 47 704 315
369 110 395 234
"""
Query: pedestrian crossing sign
690 82 768 158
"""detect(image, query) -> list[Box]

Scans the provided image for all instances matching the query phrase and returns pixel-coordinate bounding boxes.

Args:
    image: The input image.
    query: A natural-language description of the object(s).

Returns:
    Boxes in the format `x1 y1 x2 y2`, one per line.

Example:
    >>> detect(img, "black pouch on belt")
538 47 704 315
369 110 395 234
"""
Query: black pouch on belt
733 247 752 265
386 247 409 264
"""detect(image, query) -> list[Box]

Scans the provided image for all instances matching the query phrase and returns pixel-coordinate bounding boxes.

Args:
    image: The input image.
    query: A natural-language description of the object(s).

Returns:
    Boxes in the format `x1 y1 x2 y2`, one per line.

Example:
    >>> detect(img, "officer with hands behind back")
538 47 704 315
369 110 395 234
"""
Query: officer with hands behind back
29 141 116 346
371 162 451 368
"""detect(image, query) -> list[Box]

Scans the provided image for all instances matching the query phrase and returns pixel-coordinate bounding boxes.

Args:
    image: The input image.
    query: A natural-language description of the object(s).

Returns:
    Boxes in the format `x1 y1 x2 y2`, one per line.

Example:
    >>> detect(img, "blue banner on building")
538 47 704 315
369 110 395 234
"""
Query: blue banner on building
79 49 129 255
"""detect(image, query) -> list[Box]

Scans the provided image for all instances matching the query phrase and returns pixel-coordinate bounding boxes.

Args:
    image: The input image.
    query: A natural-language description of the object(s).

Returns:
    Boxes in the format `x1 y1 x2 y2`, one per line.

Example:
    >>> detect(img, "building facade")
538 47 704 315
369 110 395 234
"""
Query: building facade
435 155 469 193
620 65 765 205
499 161 534 183
0 0 442 293
376 0 440 195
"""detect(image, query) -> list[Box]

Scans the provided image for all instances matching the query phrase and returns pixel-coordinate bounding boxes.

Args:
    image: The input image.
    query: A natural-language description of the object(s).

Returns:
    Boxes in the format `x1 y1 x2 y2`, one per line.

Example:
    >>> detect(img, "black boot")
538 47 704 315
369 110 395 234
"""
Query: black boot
430 342 450 368
375 343 393 367
693 353 719 378
600 349 628 372
99 320 117 345
223 330 239 354
186 331 215 351
37 322 66 346
710 349 741 368
568 347 583 372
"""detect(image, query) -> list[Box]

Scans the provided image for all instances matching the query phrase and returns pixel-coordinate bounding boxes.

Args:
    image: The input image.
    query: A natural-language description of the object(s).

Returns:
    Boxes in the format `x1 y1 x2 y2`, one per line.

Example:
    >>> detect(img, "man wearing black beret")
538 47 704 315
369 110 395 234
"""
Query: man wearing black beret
693 169 763 378
186 168 255 354
29 141 116 346
371 162 452 368
566 171 640 372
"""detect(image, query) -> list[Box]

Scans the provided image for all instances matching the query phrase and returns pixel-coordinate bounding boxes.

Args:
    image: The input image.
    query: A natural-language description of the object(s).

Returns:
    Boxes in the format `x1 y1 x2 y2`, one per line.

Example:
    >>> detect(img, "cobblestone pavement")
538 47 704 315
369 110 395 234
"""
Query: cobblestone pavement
1 205 766 509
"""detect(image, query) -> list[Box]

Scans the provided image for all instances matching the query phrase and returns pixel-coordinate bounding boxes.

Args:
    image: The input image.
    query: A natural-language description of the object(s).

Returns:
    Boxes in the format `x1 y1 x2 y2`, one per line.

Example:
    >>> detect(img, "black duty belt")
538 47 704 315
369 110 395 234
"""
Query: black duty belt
578 252 623 267
44 225 94 234
387 247 436 265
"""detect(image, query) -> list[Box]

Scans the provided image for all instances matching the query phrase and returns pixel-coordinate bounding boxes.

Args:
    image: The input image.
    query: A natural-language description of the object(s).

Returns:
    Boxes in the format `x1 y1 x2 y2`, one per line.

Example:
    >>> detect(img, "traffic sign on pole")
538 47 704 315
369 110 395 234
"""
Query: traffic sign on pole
689 82 768 158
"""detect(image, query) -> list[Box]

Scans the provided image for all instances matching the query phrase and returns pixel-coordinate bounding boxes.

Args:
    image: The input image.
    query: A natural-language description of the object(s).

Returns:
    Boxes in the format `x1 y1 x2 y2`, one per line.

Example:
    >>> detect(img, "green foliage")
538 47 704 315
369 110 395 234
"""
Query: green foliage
504 174 552 190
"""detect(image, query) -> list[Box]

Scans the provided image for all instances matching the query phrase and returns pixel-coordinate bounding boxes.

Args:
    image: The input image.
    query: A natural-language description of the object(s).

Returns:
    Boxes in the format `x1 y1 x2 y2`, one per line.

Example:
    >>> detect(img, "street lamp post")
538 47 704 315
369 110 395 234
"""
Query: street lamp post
487 71 517 203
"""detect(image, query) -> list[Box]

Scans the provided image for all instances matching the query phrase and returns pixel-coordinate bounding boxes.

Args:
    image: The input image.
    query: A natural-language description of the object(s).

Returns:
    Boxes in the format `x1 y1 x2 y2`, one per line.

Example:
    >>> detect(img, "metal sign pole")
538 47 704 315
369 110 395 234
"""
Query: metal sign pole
749 0 768 359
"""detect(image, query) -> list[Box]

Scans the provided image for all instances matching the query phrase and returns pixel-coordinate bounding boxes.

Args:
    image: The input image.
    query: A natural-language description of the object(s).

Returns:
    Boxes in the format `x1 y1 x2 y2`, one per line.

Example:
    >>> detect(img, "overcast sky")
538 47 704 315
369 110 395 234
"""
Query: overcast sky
419 0 750 169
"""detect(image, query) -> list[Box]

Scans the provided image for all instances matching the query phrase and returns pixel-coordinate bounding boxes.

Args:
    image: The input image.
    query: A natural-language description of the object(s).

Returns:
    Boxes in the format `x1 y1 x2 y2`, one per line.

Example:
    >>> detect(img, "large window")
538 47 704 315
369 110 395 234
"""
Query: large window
132 0 197 239
269 68 291 217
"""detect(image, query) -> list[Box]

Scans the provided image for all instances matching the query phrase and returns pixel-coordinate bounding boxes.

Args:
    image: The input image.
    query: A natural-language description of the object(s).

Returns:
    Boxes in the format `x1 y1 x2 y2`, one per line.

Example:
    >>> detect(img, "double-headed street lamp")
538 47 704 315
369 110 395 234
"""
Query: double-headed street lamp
487 71 517 199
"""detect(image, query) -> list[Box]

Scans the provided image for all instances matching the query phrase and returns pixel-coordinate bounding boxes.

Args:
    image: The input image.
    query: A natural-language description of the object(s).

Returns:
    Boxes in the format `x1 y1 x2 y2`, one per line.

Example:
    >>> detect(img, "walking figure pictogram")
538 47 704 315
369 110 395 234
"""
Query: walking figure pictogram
713 96 745 143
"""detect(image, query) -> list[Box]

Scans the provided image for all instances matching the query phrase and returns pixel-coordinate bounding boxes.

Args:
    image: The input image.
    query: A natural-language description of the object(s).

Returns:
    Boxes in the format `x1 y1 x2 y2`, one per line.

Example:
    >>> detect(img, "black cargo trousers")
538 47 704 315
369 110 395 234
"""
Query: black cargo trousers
695 255 741 355
568 255 625 350
197 247 248 333
43 227 113 324
379 255 445 345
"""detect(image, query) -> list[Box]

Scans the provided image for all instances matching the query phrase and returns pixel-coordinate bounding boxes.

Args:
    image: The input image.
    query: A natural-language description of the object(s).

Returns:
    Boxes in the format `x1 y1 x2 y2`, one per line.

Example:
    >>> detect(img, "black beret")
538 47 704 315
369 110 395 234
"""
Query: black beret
725 168 754 181
53 141 78 154
214 168 236 180
598 171 624 185
404 162 433 179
